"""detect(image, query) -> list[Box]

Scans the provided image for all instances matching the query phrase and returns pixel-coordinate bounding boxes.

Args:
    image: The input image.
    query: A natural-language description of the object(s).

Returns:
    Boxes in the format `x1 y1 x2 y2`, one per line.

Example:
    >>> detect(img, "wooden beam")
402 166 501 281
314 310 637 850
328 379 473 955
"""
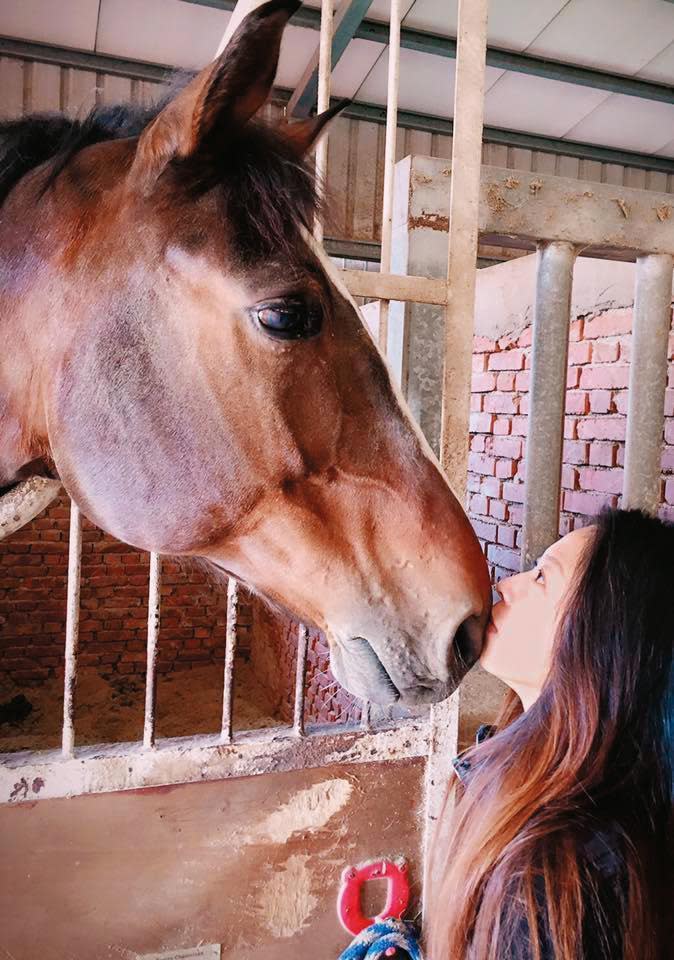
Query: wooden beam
288 0 375 117
341 269 448 305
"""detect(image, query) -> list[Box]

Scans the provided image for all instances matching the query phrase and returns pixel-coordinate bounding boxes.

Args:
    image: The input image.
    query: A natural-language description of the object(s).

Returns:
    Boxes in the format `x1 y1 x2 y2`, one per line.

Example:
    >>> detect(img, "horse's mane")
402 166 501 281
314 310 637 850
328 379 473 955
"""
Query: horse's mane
0 94 319 263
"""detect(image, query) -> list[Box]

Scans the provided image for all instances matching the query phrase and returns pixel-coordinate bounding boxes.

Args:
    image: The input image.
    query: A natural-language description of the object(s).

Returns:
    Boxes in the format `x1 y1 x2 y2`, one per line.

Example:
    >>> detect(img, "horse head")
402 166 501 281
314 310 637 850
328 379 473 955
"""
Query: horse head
0 0 491 706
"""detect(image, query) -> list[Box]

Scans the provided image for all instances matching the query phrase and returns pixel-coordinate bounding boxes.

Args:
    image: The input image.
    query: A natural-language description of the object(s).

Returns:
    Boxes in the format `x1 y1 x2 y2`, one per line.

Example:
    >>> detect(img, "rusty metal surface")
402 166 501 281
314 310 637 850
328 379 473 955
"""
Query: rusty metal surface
143 552 162 750
61 502 82 758
623 254 674 513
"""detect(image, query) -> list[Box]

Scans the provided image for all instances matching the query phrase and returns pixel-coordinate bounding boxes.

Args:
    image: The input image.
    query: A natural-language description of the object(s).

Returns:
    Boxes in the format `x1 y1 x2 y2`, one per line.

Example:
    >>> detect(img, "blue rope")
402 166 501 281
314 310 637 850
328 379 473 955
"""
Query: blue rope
338 919 423 960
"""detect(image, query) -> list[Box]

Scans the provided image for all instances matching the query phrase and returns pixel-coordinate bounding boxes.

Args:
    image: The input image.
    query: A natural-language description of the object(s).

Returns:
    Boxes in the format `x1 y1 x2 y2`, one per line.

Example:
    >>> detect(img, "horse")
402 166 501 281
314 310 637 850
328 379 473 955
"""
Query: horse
0 0 491 707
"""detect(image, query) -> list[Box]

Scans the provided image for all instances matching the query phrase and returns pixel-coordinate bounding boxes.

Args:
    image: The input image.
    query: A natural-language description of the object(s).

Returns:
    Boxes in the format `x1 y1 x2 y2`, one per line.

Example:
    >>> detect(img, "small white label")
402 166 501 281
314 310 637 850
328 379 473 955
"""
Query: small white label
135 945 221 960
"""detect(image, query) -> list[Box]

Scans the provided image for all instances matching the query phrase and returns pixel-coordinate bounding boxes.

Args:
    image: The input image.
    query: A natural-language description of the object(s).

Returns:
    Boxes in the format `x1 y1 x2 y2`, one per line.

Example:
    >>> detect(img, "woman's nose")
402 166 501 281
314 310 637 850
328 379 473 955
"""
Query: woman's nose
495 572 518 602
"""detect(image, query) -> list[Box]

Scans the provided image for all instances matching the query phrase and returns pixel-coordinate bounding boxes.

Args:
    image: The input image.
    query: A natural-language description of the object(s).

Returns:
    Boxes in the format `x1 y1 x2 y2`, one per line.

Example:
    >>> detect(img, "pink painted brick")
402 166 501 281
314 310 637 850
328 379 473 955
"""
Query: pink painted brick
562 465 578 490
563 440 589 464
519 395 530 415
588 389 612 414
663 447 674 472
563 490 617 516
569 318 584 342
579 365 630 390
578 467 624 495
509 504 524 525
669 333 674 360
473 372 498 392
568 341 592 365
583 310 632 339
470 494 489 516
567 367 581 389
489 500 509 521
664 478 674 505
592 340 620 363
471 434 487 452
664 390 674 417
496 458 516 479
488 349 526 371
665 421 674 446
659 505 674 523
472 353 487 372
474 336 497 353
564 418 578 440
577 417 626 442
515 370 530 392
559 514 575 536
487 543 520 573
471 393 483 412
491 436 522 459
502 482 525 504
484 392 519 415
566 391 589 415
493 418 512 436
468 453 497 476
497 525 518 548
472 518 498 542
619 338 631 363
616 445 625 467
589 442 616 467
517 326 533 348
470 412 494 433
467 473 481 493
497 371 517 391
613 391 629 415
480 476 502 498
510 417 528 436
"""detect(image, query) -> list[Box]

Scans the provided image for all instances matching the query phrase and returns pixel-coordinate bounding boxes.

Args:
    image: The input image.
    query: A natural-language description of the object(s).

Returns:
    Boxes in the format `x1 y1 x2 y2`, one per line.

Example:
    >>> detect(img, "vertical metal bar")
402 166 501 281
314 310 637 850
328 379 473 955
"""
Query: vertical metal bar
623 254 673 514
521 241 576 571
377 0 402 353
62 500 82 758
293 623 310 736
314 0 334 242
220 577 239 743
424 0 489 923
143 552 161 749
359 699 371 730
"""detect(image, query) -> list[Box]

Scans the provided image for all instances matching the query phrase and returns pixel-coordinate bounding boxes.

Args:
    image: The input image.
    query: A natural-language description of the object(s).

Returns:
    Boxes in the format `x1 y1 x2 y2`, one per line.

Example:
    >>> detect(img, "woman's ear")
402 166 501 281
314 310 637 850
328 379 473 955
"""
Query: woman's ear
279 99 352 157
129 0 301 193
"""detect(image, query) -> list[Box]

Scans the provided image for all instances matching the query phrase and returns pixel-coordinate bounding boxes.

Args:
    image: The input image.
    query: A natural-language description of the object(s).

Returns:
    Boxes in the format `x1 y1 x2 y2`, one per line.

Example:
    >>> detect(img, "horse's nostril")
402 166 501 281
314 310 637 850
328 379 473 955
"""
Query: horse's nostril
453 613 483 669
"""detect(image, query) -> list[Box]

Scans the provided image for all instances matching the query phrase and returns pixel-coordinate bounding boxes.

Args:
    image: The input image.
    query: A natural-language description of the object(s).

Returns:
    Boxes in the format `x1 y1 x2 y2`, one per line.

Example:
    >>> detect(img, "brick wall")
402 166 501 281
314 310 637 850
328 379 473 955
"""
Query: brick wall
468 305 674 582
0 494 251 685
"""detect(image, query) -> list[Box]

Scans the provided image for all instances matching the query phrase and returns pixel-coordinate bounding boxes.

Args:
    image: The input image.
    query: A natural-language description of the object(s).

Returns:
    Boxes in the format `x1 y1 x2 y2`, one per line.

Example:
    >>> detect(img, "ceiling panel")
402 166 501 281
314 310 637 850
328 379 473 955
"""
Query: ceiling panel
526 0 674 75
330 39 383 100
97 0 229 68
356 45 503 117
275 25 322 88
655 136 674 159
0 0 100 51
404 0 568 52
636 39 674 84
483 72 610 138
565 93 674 153
300 0 416 24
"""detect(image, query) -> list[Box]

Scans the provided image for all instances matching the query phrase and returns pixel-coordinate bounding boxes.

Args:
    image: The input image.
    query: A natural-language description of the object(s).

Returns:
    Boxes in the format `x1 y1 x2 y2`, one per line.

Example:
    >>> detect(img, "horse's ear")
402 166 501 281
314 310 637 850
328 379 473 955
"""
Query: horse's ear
130 0 301 192
280 99 352 156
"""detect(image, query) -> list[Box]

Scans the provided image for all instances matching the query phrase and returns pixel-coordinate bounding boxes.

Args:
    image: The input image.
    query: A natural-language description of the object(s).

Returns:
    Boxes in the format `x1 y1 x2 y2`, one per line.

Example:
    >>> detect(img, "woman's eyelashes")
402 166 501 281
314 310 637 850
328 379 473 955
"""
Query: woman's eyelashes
534 566 545 584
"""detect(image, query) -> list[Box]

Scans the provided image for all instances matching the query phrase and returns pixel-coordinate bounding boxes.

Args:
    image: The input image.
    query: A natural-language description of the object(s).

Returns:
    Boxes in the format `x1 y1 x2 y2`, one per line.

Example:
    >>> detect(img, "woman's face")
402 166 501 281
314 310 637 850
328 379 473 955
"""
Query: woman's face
480 526 595 708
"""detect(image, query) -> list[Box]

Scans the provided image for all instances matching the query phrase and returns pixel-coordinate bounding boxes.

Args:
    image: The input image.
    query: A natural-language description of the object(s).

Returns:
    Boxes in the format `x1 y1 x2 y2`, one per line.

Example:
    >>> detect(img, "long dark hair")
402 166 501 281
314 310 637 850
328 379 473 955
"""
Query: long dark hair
429 509 674 959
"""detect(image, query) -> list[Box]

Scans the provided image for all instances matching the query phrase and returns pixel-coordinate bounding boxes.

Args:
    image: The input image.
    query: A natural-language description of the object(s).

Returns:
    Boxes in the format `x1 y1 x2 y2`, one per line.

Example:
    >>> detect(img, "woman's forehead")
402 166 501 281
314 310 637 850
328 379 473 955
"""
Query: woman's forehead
543 525 595 573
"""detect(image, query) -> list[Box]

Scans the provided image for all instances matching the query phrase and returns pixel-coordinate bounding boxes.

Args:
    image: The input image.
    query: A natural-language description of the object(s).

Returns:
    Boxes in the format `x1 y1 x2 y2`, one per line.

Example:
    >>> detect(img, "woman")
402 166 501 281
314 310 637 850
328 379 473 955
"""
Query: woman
429 508 673 959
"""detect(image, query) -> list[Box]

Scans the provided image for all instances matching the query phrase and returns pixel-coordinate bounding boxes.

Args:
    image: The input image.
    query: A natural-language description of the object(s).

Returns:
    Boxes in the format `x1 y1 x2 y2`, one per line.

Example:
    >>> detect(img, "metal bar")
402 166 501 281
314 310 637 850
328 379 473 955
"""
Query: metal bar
377 0 403 353
3 36 674 176
325 237 381 262
313 0 334 243
288 0 374 117
143 552 162 750
61 501 82 759
521 241 576 571
359 700 371 730
622 254 674 514
293 623 310 736
183 0 674 105
424 0 489 924
1 716 431 804
0 478 61 542
220 577 239 744
342 269 447 304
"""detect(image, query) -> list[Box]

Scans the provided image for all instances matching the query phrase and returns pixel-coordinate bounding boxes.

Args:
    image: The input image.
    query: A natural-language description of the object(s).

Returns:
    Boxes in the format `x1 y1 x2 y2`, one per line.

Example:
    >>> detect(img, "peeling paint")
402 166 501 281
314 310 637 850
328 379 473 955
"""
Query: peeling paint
529 179 543 195
613 197 630 219
503 176 520 189
255 855 318 938
408 212 449 232
655 204 672 223
238 778 352 845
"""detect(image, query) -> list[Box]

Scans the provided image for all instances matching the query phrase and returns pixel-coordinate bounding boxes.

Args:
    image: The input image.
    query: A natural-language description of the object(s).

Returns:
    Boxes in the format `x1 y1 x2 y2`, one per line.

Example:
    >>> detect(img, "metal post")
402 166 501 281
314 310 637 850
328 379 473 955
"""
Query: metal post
377 0 402 353
293 623 309 736
220 577 239 743
143 552 162 749
521 241 576 571
423 0 489 922
62 501 82 758
623 254 674 514
314 0 334 242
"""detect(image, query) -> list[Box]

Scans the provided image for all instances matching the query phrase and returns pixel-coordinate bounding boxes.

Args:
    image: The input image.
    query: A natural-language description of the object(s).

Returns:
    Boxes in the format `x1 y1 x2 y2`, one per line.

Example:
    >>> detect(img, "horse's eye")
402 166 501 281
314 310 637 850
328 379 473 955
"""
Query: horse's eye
251 297 322 340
